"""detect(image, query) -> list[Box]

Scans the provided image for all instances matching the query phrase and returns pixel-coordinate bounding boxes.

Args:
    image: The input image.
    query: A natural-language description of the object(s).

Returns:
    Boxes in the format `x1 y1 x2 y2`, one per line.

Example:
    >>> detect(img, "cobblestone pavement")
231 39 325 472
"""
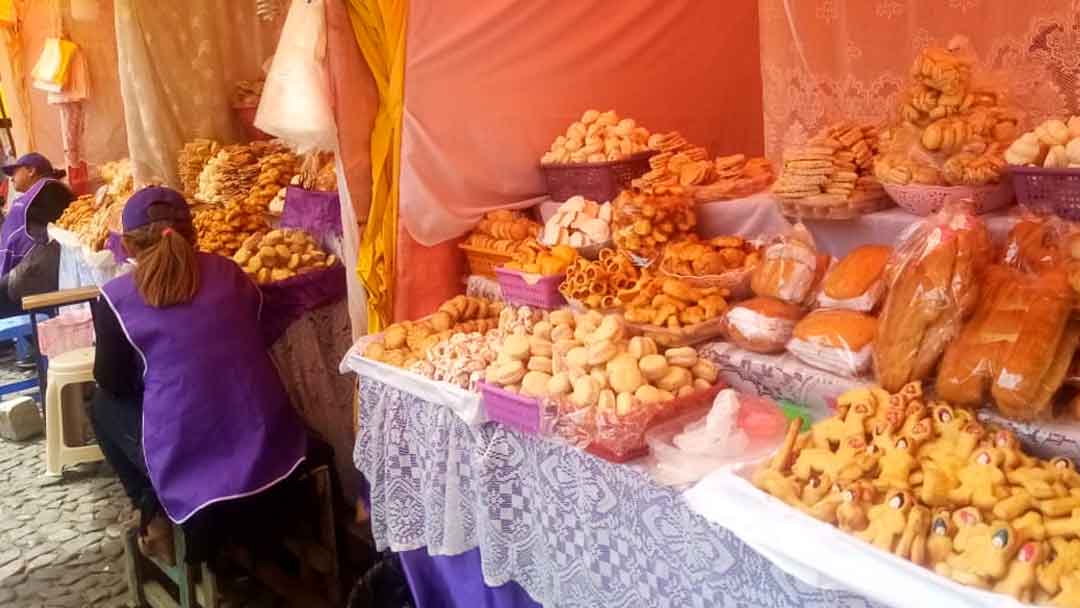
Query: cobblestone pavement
0 436 132 608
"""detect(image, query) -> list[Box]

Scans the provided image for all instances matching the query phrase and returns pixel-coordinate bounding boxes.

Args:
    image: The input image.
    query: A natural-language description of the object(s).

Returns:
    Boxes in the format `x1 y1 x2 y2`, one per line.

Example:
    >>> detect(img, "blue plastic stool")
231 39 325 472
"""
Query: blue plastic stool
0 315 39 397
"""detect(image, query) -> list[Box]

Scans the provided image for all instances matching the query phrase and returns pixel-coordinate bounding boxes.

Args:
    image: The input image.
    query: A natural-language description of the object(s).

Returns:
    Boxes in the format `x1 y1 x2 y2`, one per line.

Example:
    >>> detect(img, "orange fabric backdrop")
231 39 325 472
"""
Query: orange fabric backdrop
390 0 764 321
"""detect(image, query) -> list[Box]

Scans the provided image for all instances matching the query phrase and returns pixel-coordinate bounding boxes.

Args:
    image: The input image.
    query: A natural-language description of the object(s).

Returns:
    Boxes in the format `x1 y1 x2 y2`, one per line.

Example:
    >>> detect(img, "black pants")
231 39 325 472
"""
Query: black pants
88 390 161 524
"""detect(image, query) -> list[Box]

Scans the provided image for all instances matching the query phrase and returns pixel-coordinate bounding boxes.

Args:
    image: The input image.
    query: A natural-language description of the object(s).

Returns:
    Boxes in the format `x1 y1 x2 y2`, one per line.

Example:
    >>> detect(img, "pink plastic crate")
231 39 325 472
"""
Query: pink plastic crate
495 268 567 309
1009 165 1080 217
480 382 540 434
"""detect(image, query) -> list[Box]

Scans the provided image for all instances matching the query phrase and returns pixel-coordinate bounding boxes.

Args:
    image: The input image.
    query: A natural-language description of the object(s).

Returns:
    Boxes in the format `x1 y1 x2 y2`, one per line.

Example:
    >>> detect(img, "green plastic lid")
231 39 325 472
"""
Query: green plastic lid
778 400 812 432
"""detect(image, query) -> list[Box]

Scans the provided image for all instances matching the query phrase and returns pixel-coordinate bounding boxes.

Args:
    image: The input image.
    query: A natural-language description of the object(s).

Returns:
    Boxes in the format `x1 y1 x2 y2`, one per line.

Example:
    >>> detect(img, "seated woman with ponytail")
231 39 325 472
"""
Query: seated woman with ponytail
88 186 306 563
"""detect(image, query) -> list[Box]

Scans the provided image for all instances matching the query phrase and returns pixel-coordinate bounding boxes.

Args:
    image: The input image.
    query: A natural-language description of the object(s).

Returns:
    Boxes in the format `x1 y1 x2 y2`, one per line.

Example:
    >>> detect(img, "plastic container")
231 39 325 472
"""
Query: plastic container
495 268 567 309
883 181 1014 216
541 151 654 203
37 309 95 358
479 383 540 434
459 243 514 279
1009 165 1080 216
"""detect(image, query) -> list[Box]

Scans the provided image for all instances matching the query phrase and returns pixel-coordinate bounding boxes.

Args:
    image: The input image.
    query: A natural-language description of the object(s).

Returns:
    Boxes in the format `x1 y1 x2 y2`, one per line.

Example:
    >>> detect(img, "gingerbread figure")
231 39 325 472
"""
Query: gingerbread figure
837 480 877 533
1047 457 1080 490
1009 464 1060 500
987 428 1032 471
895 505 931 565
994 488 1035 521
993 541 1045 603
950 447 1009 511
919 461 959 508
1037 538 1080 596
800 475 844 524
939 521 1021 588
927 509 956 568
753 468 803 507
1046 508 1080 538
812 393 875 449
1052 570 1080 607
858 489 915 551
1013 511 1047 542
876 435 920 490
793 435 877 484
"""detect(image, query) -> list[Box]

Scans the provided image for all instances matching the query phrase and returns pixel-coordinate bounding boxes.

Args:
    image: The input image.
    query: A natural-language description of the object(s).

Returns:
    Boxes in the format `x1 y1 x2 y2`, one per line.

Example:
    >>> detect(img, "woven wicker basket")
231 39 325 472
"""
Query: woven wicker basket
775 190 892 220
459 243 514 279
541 151 655 202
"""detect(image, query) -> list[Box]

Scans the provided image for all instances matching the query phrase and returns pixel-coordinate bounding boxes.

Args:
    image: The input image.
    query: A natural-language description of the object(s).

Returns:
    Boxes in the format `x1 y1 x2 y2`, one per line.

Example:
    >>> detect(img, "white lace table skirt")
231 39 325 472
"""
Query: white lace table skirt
353 375 884 608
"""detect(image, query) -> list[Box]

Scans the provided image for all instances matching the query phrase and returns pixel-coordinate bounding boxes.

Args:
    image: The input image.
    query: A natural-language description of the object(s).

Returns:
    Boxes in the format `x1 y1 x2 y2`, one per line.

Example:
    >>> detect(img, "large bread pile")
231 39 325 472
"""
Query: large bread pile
178 139 219 196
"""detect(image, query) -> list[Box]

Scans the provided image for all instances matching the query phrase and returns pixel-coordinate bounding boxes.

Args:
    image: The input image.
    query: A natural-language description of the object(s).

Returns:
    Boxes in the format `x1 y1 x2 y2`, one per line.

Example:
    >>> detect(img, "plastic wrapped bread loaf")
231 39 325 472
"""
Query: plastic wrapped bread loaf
873 202 991 392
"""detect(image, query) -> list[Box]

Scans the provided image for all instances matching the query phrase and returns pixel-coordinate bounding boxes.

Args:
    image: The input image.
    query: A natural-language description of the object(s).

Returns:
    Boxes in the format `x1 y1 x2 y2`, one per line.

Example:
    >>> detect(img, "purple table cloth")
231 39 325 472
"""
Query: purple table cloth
353 375 882 608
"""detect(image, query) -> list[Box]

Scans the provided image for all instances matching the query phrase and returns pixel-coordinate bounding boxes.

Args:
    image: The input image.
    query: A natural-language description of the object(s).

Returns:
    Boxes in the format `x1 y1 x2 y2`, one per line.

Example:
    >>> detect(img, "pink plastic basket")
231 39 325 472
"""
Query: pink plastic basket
1009 165 1080 217
480 383 540 434
541 151 655 203
38 310 95 358
495 268 567 309
883 181 1014 216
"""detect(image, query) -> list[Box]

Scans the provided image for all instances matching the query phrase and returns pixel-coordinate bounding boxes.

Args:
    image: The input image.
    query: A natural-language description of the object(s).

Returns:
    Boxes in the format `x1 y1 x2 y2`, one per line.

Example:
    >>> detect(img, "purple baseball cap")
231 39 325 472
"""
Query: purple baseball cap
122 186 192 232
2 152 64 178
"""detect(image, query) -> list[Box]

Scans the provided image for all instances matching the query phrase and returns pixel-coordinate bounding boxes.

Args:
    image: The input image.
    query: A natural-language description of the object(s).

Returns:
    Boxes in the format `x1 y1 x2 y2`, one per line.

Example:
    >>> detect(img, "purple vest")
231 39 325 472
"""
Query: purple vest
0 178 53 275
101 253 306 523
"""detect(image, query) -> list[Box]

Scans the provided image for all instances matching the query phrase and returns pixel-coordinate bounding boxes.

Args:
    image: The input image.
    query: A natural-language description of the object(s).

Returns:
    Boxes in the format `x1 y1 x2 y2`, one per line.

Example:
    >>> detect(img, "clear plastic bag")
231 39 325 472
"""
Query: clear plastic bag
750 223 828 306
873 201 992 392
254 0 337 153
786 309 877 378
875 37 1017 188
611 186 696 264
936 265 1078 421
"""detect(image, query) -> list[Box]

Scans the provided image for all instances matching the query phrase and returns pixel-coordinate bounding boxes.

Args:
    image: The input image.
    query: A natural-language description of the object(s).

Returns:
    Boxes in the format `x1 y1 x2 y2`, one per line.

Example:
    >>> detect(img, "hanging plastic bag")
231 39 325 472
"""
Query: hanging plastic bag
31 37 78 92
255 0 337 153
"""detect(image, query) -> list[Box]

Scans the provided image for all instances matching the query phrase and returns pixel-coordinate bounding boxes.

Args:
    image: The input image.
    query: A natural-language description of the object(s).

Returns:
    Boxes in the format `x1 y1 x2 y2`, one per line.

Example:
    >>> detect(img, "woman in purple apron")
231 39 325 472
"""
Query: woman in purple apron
0 153 73 320
88 186 306 563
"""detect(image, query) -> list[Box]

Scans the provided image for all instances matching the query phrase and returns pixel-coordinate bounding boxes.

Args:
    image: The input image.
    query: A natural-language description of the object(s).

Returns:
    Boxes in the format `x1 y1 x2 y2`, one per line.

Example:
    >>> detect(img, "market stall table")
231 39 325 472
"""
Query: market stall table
349 367 884 608
539 195 1020 257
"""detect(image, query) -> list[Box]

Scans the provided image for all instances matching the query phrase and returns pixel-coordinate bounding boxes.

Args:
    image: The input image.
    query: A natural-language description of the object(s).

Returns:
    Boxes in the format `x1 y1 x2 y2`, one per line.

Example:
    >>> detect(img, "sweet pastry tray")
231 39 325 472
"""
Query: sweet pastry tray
775 190 893 221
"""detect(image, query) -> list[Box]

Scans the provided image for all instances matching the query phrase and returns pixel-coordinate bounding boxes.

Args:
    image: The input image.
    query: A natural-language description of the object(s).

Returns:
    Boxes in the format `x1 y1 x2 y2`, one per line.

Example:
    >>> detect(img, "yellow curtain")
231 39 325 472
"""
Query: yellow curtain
345 0 407 333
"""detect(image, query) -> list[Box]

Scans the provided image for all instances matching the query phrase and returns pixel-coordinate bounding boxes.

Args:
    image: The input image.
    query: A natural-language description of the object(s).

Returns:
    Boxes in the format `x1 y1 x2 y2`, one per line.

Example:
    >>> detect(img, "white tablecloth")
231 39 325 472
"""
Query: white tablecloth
540 195 1019 257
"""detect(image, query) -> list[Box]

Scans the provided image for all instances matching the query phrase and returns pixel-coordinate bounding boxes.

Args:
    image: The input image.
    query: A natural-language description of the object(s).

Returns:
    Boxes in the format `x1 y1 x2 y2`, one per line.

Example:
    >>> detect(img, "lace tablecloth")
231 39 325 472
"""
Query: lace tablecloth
353 375 883 608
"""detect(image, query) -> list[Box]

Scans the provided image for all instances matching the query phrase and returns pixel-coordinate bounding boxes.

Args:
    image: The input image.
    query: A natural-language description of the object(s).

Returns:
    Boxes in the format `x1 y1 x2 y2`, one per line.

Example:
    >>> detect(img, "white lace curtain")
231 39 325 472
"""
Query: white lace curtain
113 0 282 186
759 0 1080 159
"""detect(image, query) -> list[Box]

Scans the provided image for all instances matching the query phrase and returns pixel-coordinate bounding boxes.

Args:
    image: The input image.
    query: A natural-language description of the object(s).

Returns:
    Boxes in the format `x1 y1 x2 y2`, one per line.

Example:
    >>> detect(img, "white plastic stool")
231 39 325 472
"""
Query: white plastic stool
44 347 103 476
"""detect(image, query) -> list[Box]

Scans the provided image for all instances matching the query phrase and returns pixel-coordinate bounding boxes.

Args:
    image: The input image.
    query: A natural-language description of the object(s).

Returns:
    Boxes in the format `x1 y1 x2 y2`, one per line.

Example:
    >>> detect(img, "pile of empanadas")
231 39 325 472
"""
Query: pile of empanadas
232 228 336 284
755 382 1080 604
622 274 729 329
245 151 299 214
659 235 760 278
541 109 653 164
193 200 269 257
463 210 542 255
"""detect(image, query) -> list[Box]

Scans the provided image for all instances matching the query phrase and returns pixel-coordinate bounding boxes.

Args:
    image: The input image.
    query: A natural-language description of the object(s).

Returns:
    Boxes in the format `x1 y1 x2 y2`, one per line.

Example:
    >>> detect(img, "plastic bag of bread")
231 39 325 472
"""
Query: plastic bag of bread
1002 215 1080 303
751 224 830 306
611 186 696 264
786 310 877 377
816 245 891 312
873 201 992 392
723 297 804 354
936 265 1080 420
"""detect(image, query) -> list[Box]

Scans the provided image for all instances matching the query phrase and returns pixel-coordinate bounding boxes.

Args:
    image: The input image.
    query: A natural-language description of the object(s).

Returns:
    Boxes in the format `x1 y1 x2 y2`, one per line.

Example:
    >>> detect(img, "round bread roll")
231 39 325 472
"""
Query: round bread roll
724 297 803 354
522 371 552 397
503 335 532 361
638 354 669 382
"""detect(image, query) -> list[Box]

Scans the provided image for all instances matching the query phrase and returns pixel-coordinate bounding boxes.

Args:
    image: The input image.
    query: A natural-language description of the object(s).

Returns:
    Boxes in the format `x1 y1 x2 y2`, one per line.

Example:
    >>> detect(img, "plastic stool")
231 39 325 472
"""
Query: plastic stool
44 347 102 475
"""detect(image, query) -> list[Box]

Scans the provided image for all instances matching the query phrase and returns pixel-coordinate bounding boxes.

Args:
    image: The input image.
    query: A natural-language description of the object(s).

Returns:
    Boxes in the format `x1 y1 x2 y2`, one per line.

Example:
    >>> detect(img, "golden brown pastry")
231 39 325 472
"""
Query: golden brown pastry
819 245 892 311
787 310 877 377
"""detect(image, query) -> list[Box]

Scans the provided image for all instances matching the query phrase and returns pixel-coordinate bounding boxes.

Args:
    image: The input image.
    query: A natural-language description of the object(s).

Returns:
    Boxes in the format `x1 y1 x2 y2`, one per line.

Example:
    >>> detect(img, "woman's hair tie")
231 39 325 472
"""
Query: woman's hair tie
162 227 174 237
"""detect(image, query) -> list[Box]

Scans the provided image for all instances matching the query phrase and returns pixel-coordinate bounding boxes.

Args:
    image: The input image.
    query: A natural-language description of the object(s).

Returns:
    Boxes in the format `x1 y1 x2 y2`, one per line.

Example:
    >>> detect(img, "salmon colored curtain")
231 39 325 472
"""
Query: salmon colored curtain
345 0 407 333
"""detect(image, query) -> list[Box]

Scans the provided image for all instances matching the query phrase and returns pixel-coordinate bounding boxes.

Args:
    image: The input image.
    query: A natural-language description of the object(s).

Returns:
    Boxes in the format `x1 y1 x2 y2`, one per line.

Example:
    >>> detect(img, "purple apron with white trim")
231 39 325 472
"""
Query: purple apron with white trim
0 178 53 275
102 253 306 523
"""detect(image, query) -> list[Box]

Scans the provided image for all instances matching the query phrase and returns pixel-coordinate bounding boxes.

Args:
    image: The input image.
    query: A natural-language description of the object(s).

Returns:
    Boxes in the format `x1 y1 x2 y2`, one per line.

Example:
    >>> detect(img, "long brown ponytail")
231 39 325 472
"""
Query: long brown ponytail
122 213 200 308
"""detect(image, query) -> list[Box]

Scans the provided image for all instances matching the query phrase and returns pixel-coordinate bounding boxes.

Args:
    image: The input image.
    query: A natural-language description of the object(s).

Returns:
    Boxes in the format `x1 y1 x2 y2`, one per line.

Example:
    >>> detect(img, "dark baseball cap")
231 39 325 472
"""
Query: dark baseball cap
2 152 64 178
122 186 191 232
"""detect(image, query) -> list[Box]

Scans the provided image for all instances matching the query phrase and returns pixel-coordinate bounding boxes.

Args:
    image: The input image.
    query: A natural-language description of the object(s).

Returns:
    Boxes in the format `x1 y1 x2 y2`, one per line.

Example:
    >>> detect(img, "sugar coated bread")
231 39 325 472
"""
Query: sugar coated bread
725 297 804 353
822 245 892 300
